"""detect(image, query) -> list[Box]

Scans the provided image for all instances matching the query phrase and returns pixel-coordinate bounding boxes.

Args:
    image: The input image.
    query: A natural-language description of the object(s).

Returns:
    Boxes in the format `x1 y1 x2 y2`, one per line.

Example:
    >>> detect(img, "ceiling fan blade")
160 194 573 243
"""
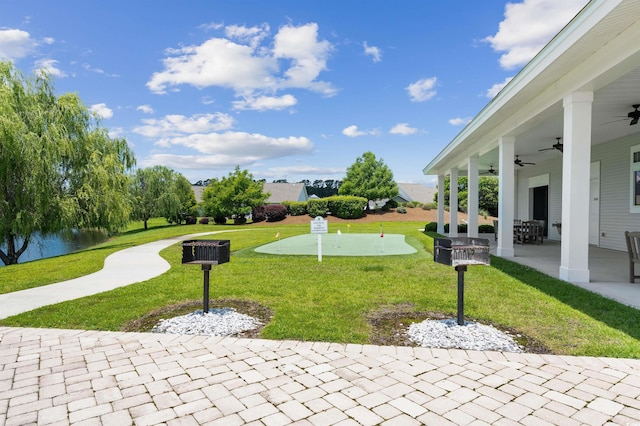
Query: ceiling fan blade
539 147 555 151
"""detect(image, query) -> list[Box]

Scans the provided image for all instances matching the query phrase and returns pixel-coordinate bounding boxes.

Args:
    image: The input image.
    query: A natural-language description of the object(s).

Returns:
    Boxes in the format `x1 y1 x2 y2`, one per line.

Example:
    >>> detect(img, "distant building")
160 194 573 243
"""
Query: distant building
263 182 309 204
395 183 436 204
192 182 309 204
191 185 205 203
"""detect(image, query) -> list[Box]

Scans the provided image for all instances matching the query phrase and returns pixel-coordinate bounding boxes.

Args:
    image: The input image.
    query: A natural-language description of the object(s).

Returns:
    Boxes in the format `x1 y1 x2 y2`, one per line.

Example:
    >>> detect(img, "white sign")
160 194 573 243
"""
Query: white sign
310 216 328 234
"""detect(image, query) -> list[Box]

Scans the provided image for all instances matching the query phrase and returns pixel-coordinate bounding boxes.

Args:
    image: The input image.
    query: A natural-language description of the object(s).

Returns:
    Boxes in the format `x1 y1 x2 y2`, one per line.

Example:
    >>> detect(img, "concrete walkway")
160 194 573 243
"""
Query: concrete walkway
0 231 234 320
2 231 640 424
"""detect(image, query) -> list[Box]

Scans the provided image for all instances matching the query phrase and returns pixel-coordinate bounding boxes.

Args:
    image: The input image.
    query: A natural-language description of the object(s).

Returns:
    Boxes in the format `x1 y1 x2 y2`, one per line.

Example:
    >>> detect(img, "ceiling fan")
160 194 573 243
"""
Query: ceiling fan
539 137 563 153
602 104 640 126
629 104 640 126
514 155 535 167
481 165 498 175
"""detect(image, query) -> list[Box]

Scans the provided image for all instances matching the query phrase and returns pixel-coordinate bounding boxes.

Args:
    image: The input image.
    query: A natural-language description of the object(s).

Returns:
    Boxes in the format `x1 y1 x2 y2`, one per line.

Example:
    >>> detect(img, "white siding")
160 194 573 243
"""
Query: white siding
593 133 640 251
514 157 563 241
511 133 640 251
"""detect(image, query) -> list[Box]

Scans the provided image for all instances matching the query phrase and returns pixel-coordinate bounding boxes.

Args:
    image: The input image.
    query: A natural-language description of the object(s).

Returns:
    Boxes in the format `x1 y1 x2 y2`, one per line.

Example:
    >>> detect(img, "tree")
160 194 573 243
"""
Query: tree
0 61 135 265
172 174 198 222
435 176 498 217
202 166 269 223
130 166 196 229
339 151 398 208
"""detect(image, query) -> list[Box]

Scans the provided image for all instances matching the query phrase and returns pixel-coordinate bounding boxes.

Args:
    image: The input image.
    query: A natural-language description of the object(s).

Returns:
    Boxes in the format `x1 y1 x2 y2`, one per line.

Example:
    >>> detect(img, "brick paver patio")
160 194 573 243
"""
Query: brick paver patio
2 326 640 425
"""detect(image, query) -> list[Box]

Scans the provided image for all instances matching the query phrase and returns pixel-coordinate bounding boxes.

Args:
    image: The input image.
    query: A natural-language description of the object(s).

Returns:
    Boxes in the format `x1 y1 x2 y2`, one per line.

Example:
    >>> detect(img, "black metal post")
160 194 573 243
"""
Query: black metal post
202 264 212 313
455 265 467 325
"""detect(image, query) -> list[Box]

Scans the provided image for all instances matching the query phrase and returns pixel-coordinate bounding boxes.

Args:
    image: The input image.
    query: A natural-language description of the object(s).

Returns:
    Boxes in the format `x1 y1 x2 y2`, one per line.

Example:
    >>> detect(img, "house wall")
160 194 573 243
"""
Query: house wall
594 132 640 251
515 156 563 241
513 132 640 251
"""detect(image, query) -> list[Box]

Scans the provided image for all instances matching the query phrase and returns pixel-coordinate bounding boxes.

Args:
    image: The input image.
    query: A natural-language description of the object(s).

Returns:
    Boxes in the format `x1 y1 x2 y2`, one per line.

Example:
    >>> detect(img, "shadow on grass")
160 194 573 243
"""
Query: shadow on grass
490 255 640 340
424 231 640 341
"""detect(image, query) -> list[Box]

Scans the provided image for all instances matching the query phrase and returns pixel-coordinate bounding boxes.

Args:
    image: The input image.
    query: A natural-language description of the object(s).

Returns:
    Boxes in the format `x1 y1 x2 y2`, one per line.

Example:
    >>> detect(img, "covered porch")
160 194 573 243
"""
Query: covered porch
423 1 640 286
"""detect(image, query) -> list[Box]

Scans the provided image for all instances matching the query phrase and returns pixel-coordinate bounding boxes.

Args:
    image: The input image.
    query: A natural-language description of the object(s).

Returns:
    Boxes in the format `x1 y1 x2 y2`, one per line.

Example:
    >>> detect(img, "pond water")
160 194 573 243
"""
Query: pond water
0 229 108 266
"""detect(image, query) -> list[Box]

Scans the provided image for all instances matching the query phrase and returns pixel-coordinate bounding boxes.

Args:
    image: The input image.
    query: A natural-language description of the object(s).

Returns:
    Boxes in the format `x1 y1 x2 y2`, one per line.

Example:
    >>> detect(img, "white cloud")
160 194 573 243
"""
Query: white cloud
142 153 256 170
225 24 270 48
390 123 417 135
263 165 345 177
43 37 55 45
34 59 67 77
90 103 113 119
149 132 313 161
147 38 277 94
448 117 473 126
363 41 382 63
342 125 372 138
486 76 513 98
136 104 154 114
484 0 588 70
406 77 437 102
147 22 335 104
273 23 335 95
135 112 313 170
199 22 224 32
108 127 125 139
0 29 36 60
232 94 297 111
133 113 234 138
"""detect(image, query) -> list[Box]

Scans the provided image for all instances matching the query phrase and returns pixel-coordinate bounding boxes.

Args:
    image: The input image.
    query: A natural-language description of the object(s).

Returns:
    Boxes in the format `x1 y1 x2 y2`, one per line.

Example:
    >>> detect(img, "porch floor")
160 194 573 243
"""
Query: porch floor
473 233 640 310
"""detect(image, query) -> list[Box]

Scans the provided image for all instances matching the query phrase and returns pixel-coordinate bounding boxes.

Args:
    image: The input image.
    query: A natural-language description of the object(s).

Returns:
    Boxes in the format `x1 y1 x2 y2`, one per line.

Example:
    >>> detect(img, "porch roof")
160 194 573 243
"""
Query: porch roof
423 0 640 177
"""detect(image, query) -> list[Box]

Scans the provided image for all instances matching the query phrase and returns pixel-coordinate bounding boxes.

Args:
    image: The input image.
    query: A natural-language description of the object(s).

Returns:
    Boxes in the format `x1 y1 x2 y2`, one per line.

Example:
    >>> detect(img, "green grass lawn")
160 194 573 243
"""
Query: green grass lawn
2 219 640 358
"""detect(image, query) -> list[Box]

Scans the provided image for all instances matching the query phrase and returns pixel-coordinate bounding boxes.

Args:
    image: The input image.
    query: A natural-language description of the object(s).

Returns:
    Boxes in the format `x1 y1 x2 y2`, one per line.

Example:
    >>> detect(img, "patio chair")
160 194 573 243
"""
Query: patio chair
624 231 640 283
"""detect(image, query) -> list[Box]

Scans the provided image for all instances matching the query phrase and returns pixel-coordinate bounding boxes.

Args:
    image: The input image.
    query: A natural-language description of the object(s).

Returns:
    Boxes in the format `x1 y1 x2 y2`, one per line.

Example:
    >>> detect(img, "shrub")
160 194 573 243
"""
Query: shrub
326 196 367 219
479 224 495 234
307 198 329 217
233 215 247 225
185 216 197 225
386 199 399 209
213 215 226 225
479 209 490 219
408 201 421 208
422 203 436 210
251 205 266 223
286 201 307 216
426 222 495 234
397 206 407 214
424 222 438 232
265 204 287 222
199 217 209 225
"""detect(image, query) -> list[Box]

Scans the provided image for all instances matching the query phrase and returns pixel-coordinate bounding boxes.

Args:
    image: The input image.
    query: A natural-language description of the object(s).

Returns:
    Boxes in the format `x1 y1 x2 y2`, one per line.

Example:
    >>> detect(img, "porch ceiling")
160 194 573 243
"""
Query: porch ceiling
424 0 640 177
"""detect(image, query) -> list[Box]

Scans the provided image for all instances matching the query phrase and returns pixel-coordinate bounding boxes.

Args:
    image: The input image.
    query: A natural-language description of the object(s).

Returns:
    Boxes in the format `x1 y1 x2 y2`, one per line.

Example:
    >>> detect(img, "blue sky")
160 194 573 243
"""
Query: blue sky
0 0 588 186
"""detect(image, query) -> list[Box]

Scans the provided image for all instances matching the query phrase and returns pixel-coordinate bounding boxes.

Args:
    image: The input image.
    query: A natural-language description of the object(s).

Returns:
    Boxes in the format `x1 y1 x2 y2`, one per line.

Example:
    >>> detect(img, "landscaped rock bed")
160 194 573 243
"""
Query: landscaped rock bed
124 299 549 354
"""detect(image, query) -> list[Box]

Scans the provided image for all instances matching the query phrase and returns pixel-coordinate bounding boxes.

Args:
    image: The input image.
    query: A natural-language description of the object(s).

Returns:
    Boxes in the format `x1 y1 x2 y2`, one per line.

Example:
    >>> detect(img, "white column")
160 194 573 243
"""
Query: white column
467 155 479 238
449 167 459 237
497 136 515 257
560 92 593 283
437 174 445 234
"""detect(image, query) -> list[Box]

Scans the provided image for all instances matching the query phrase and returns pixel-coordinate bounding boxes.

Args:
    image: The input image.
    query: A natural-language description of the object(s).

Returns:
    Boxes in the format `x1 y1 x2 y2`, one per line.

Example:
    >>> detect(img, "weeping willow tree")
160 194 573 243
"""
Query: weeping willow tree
0 61 135 265
130 166 197 229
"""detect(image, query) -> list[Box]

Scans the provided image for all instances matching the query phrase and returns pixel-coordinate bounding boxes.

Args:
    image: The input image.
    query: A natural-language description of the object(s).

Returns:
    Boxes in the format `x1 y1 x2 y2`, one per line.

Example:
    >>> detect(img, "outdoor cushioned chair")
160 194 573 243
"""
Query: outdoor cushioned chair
625 231 640 283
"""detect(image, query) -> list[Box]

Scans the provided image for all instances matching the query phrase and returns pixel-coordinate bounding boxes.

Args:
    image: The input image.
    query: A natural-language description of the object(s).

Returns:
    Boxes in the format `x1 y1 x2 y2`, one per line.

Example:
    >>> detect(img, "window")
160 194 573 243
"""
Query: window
631 145 640 213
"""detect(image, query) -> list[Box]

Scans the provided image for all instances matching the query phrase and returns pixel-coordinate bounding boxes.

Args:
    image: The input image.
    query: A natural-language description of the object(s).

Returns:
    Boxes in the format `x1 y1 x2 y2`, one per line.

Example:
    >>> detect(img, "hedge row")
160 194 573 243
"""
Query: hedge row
424 222 495 233
283 196 368 219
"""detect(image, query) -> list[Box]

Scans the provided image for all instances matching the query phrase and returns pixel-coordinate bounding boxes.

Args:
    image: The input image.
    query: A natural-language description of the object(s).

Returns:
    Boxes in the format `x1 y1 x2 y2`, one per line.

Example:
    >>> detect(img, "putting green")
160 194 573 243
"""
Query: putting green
255 233 417 256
